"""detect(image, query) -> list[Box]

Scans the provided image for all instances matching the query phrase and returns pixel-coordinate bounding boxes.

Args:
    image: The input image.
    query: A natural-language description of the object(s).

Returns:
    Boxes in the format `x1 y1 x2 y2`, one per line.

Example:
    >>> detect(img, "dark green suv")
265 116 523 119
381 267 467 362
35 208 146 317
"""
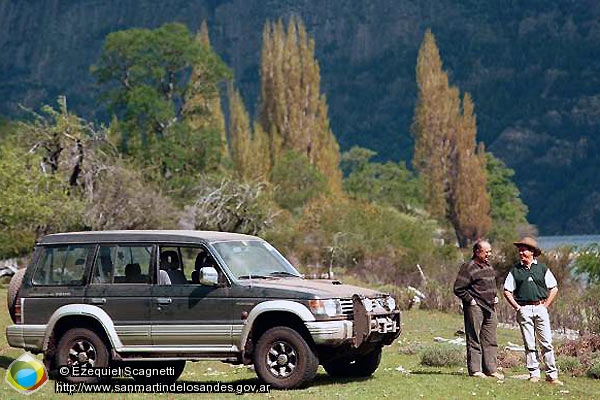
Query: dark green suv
6 230 401 389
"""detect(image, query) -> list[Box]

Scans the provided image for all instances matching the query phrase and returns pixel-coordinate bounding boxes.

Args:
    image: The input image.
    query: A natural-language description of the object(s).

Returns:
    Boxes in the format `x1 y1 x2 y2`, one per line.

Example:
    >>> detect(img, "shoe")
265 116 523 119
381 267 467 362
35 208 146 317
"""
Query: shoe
546 378 564 386
528 376 540 383
486 371 504 380
470 371 487 378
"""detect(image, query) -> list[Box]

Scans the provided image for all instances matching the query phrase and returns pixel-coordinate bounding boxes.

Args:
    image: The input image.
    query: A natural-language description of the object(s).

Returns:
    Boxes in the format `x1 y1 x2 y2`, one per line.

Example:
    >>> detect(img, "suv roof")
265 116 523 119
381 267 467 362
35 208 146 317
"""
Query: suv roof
38 230 259 245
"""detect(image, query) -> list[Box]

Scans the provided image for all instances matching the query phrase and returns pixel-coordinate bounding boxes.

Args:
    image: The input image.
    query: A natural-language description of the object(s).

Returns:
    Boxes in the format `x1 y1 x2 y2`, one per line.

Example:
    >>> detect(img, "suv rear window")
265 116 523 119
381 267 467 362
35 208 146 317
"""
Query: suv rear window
32 245 92 286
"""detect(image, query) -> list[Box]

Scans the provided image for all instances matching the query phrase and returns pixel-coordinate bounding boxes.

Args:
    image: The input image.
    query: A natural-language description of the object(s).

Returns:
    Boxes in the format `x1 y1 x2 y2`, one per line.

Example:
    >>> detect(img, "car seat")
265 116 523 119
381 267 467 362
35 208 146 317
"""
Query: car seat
160 250 187 284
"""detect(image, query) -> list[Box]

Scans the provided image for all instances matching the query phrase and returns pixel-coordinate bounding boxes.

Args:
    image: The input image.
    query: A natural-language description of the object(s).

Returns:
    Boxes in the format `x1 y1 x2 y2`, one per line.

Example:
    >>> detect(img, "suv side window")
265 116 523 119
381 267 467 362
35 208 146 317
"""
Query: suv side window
158 245 220 285
92 244 152 284
32 245 92 286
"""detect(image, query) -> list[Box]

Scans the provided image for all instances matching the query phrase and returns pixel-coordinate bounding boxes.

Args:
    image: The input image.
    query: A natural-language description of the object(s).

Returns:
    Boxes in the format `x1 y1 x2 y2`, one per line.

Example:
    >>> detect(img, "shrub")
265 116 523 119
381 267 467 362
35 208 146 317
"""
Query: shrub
556 356 584 377
296 195 438 281
497 349 522 369
557 335 600 357
84 163 177 230
398 341 425 355
186 176 278 235
420 280 457 313
587 359 600 379
271 151 328 212
420 345 465 367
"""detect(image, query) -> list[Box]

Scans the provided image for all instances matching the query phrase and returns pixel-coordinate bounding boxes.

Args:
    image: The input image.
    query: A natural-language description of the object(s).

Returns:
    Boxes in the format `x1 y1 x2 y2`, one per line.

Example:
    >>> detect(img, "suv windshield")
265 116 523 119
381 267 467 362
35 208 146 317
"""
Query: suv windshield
212 240 300 279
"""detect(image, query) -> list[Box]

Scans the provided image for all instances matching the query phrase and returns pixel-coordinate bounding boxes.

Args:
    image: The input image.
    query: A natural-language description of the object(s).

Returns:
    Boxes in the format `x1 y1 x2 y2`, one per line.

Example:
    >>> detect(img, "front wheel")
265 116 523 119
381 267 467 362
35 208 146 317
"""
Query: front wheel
254 326 318 389
323 346 382 378
56 328 109 383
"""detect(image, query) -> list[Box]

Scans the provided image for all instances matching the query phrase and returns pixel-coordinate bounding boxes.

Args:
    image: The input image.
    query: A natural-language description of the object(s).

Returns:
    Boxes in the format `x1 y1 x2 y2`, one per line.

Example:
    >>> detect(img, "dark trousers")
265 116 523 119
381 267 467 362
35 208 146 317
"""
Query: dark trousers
463 303 498 375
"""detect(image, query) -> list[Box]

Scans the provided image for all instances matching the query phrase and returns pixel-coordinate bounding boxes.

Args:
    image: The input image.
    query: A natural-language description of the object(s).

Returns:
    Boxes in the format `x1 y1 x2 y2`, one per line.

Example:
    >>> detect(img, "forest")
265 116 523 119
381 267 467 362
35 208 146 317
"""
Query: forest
1 20 599 335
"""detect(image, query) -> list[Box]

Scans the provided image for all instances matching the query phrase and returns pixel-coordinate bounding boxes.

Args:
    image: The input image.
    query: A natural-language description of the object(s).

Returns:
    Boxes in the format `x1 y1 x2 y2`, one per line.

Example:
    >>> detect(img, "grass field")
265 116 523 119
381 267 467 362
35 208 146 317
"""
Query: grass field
1 284 599 399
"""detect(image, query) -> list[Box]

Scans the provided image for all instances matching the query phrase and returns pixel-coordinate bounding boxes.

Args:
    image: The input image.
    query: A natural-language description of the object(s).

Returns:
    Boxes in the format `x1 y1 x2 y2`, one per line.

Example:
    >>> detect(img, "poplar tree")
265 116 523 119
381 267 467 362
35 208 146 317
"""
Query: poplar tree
412 29 454 219
228 85 251 179
182 20 230 170
259 17 342 192
449 94 492 247
412 30 491 247
228 85 270 180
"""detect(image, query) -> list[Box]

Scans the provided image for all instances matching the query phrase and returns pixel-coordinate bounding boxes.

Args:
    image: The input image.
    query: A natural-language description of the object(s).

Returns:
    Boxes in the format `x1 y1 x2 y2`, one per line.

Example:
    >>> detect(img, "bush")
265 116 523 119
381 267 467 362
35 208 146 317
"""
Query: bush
186 176 278 235
295 195 439 282
556 335 600 357
421 280 457 313
420 345 465 367
271 151 328 212
587 359 600 379
84 163 177 230
398 340 425 355
556 356 584 377
497 349 522 369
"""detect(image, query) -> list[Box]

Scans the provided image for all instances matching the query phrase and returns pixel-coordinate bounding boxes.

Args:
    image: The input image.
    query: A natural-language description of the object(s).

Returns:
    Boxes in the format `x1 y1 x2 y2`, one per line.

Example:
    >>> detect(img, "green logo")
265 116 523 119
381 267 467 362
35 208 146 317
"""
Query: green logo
5 353 48 395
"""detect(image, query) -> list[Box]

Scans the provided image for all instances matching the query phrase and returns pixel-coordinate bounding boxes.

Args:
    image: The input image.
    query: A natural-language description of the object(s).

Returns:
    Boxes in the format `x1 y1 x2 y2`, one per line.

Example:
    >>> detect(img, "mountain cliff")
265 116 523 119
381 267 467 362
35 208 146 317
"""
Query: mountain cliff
2 0 600 234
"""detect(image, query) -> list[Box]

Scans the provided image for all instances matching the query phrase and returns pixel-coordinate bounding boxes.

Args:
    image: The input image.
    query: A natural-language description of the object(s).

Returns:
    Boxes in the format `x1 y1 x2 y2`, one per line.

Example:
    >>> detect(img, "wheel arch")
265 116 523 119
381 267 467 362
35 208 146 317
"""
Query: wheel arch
43 304 123 353
239 301 316 359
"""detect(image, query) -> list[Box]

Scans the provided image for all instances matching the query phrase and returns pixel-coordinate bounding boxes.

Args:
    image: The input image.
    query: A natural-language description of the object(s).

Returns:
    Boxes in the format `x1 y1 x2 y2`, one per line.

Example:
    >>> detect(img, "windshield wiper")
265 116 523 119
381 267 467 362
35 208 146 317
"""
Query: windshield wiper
237 274 271 280
268 271 301 277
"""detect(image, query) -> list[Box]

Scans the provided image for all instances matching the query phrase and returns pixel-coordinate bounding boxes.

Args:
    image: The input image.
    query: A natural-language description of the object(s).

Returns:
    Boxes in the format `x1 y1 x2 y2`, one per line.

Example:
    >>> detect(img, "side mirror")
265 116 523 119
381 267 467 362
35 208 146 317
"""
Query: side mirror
201 267 219 285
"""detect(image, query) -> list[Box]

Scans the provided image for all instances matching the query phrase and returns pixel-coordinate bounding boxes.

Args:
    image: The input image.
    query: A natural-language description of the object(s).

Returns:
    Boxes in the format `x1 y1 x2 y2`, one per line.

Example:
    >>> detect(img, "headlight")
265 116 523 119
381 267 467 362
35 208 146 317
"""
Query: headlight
385 296 396 311
309 299 341 317
361 298 374 312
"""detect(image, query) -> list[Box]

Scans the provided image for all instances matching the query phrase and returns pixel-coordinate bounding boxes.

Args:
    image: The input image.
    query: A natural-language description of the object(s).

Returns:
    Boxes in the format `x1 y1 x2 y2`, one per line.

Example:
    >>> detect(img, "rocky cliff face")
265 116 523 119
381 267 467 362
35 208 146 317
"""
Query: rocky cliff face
2 0 600 234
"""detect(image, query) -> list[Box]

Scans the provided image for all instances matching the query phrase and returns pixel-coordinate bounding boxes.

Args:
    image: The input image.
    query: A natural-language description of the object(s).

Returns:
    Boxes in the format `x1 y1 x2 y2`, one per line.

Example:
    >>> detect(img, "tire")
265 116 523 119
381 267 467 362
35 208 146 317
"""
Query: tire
7 268 26 323
254 326 318 389
56 328 110 383
130 360 186 384
323 346 382 378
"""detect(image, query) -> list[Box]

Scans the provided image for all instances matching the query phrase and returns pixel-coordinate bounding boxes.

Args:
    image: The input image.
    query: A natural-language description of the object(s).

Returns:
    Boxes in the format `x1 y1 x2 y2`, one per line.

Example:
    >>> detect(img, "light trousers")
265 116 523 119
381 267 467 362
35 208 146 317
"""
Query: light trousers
516 304 558 379
464 304 498 375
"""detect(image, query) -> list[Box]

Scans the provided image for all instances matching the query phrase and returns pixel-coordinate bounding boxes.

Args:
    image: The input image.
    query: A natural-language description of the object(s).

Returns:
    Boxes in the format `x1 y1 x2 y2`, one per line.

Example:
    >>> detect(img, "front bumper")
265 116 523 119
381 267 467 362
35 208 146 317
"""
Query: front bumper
306 320 354 345
306 309 401 347
352 294 401 347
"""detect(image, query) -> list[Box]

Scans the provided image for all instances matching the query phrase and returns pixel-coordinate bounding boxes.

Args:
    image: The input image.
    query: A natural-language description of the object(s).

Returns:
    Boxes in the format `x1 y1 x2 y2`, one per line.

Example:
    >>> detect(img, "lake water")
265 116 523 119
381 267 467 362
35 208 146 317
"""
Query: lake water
538 234 600 251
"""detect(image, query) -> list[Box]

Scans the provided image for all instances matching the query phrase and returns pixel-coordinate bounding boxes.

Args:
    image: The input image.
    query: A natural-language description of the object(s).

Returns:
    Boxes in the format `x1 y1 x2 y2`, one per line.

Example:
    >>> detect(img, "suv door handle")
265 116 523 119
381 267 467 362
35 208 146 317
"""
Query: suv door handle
156 298 172 305
90 298 106 305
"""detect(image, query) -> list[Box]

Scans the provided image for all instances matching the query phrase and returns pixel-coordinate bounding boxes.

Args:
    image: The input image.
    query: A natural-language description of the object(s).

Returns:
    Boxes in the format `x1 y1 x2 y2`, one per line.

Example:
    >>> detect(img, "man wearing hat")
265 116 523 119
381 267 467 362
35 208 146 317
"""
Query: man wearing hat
503 237 563 385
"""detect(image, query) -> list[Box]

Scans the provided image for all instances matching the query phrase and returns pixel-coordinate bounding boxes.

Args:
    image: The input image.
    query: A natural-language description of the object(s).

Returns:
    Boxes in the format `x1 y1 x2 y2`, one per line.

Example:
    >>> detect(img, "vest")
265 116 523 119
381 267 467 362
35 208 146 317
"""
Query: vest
510 262 548 303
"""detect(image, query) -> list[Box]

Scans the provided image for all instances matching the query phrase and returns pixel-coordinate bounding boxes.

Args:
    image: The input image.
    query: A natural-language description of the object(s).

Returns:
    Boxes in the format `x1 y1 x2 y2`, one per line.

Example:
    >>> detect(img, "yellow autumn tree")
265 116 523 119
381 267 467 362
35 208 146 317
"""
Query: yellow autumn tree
259 17 342 192
412 29 491 247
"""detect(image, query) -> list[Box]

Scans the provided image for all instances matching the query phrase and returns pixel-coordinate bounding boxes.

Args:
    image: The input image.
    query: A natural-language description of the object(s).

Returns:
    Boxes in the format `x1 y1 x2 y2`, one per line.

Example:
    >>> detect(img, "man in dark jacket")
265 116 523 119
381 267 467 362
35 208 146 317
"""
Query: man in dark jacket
503 237 563 385
454 240 503 379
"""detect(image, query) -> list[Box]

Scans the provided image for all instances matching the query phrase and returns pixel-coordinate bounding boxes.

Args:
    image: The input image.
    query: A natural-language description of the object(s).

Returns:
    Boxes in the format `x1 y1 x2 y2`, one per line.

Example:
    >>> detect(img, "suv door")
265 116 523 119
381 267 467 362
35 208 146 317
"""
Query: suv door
24 244 93 325
150 245 234 351
85 244 154 346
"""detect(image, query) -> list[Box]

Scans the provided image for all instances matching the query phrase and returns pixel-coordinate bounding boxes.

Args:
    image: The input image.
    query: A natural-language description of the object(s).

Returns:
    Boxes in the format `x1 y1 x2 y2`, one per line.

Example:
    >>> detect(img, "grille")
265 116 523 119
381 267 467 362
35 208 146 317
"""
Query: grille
339 298 354 317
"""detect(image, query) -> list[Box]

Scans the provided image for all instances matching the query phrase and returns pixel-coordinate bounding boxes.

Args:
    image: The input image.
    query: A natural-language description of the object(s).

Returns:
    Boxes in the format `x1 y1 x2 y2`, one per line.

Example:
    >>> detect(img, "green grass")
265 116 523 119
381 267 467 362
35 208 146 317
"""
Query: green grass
1 284 599 399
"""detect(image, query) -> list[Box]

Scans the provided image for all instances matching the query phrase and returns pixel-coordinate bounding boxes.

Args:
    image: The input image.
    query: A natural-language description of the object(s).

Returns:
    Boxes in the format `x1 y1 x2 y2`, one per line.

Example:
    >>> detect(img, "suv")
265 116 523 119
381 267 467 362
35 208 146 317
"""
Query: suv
6 230 401 389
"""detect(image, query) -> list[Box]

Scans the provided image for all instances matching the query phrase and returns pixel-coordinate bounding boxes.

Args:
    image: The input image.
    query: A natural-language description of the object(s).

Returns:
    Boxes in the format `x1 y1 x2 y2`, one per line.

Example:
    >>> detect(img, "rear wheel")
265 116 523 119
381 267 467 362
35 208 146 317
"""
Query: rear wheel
56 328 109 383
323 346 382 378
254 326 318 389
7 268 25 323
